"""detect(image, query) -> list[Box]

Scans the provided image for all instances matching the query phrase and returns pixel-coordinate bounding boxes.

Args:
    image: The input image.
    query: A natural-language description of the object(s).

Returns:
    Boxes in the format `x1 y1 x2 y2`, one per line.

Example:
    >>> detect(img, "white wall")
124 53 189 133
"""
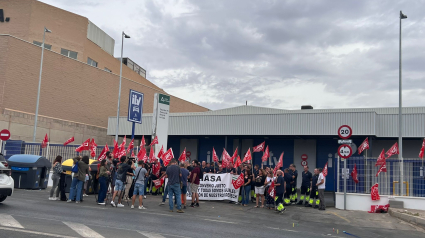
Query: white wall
294 139 316 186
180 139 198 162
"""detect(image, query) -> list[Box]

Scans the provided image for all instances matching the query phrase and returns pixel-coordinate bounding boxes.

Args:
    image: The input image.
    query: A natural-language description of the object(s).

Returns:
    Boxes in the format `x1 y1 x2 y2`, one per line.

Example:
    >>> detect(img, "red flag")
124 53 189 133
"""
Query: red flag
212 147 219 163
222 148 231 168
268 181 275 198
375 149 386 167
119 136 126 150
131 150 135 158
153 177 165 189
41 134 49 148
323 162 328 177
90 138 97 158
162 148 174 166
358 138 369 155
179 147 187 163
385 142 399 158
157 145 164 159
273 152 284 175
137 146 147 162
371 183 380 200
368 204 389 213
117 144 126 159
419 139 425 159
113 139 119 158
126 139 134 155
150 136 158 146
262 145 269 162
376 163 387 177
351 163 359 184
232 173 244 189
98 144 109 161
141 135 146 147
63 137 74 146
234 155 242 169
242 149 252 163
148 146 155 163
230 147 238 161
253 141 265 152
152 162 161 177
75 138 90 152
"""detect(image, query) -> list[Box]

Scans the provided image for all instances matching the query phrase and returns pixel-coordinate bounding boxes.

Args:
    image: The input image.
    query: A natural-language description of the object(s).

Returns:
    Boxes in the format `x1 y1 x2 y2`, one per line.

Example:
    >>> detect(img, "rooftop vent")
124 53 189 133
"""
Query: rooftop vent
301 105 313 110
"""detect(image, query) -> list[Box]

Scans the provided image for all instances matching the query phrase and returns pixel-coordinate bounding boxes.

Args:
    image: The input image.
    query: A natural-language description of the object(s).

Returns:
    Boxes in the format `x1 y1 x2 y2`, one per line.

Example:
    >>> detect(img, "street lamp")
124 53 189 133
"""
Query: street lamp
115 31 131 142
399 11 407 196
32 27 51 142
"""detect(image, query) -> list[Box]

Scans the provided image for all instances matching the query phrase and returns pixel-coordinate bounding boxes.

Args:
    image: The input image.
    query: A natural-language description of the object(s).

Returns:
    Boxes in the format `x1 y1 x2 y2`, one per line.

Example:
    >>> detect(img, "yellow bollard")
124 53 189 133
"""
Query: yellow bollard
293 223 294 227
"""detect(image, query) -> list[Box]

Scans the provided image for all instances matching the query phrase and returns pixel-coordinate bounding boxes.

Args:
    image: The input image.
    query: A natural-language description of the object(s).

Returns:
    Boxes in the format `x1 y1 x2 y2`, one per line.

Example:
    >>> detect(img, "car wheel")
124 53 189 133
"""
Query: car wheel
0 195 6 203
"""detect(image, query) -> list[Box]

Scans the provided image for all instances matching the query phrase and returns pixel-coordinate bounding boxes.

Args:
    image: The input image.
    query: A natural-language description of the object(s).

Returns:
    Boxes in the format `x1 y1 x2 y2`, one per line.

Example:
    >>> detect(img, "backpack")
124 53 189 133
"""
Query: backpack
71 161 79 173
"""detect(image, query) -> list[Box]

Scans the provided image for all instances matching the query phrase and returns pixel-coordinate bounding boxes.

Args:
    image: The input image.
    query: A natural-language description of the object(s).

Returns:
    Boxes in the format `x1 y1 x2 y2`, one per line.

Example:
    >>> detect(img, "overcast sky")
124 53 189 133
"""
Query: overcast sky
41 0 425 110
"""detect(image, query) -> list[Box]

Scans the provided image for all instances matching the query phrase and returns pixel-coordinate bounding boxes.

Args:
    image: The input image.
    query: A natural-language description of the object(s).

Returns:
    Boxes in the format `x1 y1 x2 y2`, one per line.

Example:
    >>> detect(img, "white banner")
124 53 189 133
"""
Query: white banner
152 93 170 155
186 173 240 202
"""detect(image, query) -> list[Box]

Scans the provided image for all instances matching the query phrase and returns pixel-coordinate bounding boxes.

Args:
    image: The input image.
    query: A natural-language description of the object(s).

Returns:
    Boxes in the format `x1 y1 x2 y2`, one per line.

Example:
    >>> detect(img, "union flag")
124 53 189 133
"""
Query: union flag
358 138 369 155
178 147 186 163
375 149 386 167
385 142 399 158
262 145 269 162
98 144 109 161
41 134 49 148
253 141 265 152
351 163 359 184
63 137 74 146
371 183 380 201
232 173 244 189
75 138 90 152
242 149 252 163
150 136 158 146
323 162 328 177
212 147 219 163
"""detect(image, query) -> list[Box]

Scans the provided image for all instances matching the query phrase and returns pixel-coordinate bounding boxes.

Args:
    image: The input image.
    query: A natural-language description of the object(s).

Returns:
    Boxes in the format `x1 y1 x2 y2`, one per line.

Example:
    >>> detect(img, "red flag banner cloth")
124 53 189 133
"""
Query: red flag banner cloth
368 204 390 213
152 162 161 177
137 146 147 162
234 155 242 169
98 144 109 161
112 140 119 158
242 149 252 164
232 173 244 189
150 136 158 146
351 163 359 184
75 138 90 152
126 139 134 155
63 137 74 146
119 136 127 150
141 135 146 147
371 183 380 200
385 142 399 158
212 147 219 163
131 150 135 158
157 145 164 159
375 149 386 167
419 139 425 159
268 181 276 199
273 152 284 175
117 144 126 159
179 148 187 163
162 148 174 166
376 163 387 177
358 138 370 155
323 162 328 177
231 147 238 161
222 148 231 168
41 134 49 148
148 146 155 163
253 141 265 152
153 177 165 189
262 145 269 162
90 138 97 158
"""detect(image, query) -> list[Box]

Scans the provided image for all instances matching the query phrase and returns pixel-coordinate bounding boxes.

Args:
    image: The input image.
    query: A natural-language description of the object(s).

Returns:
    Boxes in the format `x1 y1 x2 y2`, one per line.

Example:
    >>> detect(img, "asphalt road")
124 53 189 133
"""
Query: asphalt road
0 189 423 238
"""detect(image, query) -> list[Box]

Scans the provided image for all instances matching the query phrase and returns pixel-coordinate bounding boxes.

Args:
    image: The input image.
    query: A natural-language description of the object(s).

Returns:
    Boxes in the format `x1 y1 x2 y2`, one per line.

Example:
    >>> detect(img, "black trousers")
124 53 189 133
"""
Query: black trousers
59 173 67 201
276 193 284 204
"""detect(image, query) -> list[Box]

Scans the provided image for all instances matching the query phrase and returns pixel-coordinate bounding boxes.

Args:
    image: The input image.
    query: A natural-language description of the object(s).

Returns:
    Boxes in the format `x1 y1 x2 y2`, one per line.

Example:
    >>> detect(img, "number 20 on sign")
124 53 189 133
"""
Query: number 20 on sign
338 144 352 159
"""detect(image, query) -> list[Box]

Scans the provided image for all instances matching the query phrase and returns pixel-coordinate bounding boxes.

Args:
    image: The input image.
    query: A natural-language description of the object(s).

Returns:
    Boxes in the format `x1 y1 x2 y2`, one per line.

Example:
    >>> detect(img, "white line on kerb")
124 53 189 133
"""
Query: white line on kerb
0 214 24 228
63 222 104 238
203 219 237 224
138 231 166 238
0 226 77 238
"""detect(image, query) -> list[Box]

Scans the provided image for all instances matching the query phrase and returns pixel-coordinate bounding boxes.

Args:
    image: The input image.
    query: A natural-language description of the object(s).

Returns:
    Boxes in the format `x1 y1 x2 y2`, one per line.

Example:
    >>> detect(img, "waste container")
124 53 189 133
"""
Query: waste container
8 155 51 189
61 158 99 194
61 158 75 193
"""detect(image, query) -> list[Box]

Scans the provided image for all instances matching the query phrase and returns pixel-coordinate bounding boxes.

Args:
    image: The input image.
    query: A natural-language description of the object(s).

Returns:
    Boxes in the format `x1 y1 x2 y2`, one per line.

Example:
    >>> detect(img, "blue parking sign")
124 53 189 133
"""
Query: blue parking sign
128 89 144 124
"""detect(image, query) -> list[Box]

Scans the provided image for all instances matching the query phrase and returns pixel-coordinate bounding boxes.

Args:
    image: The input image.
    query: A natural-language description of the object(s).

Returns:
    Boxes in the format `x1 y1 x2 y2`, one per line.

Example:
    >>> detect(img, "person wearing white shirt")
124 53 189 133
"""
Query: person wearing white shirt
316 168 326 211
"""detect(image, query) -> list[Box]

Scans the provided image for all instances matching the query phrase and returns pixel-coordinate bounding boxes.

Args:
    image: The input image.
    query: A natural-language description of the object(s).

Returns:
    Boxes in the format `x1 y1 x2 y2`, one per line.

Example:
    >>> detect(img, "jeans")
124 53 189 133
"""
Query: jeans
168 183 182 210
98 177 107 203
162 184 169 202
50 175 60 197
144 178 149 194
133 183 145 196
242 186 250 205
69 177 84 202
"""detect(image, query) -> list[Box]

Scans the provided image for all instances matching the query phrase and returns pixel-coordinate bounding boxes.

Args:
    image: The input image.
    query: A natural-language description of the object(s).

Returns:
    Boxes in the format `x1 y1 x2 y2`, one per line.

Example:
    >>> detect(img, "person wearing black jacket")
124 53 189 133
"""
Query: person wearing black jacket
297 166 312 205
254 169 266 208
283 168 292 205
306 168 320 208
289 164 298 204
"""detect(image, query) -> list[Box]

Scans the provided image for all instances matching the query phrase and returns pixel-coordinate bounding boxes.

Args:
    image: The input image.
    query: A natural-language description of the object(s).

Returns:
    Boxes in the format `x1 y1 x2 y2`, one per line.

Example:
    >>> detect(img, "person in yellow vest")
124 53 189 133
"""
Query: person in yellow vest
297 165 312 205
305 168 320 208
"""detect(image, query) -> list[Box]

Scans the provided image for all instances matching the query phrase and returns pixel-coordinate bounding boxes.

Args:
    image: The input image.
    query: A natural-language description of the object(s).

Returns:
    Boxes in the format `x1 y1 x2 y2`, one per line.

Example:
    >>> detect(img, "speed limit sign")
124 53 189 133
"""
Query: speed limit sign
338 125 352 139
338 144 352 159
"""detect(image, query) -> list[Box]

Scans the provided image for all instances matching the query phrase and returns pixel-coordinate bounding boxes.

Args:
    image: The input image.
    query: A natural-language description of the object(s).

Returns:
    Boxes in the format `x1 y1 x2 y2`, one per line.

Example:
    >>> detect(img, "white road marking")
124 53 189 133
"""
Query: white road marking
203 219 237 224
63 221 104 238
0 214 24 228
266 226 298 232
0 226 77 238
138 231 166 238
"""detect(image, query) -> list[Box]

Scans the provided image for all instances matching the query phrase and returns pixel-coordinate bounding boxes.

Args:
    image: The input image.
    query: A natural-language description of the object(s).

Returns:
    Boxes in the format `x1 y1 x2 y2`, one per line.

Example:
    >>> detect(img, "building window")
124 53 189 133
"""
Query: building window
33 41 52 50
61 48 78 59
87 58 98 67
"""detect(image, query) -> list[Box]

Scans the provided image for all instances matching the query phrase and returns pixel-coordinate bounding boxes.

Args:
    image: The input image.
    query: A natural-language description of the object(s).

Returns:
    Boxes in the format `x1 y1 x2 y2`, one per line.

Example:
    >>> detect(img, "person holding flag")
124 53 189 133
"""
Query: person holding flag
265 171 275 209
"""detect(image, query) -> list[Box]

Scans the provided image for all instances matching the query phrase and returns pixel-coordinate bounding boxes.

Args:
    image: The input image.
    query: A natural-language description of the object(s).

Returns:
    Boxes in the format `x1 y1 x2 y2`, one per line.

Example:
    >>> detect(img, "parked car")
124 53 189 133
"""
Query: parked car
0 153 7 168
0 162 13 202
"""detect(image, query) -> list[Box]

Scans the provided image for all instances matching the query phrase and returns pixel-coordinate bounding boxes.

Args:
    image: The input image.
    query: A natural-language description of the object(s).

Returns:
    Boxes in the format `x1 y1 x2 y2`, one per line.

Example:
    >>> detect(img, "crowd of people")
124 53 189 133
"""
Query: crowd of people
48 152 327 214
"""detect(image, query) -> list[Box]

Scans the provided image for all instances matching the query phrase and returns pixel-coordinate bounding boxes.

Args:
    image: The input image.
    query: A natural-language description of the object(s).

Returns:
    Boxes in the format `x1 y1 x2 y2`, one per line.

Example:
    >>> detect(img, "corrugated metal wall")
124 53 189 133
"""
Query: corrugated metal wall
87 21 115 55
377 114 425 137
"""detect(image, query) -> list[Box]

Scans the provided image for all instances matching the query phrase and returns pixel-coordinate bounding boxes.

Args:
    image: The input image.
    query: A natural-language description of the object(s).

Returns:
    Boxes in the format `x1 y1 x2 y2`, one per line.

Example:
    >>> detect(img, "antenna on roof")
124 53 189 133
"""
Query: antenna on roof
246 101 247 105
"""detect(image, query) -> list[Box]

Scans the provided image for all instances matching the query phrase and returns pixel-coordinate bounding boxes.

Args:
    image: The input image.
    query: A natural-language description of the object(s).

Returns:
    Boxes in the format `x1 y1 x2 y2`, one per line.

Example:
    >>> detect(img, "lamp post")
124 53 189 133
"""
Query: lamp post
32 27 51 142
399 11 407 196
115 31 130 142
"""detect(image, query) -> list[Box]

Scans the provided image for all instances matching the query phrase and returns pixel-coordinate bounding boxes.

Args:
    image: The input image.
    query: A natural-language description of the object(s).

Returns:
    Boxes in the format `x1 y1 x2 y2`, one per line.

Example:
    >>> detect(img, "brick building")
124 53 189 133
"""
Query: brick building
0 0 208 145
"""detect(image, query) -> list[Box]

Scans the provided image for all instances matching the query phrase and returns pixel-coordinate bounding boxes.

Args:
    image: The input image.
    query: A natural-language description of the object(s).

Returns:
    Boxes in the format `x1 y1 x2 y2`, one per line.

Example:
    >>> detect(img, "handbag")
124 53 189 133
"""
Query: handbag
71 161 79 173
128 168 142 199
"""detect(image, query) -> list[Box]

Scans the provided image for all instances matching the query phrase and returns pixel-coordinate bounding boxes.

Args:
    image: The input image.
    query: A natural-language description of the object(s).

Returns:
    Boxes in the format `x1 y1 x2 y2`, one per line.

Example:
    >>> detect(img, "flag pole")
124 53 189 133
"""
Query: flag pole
365 149 368 193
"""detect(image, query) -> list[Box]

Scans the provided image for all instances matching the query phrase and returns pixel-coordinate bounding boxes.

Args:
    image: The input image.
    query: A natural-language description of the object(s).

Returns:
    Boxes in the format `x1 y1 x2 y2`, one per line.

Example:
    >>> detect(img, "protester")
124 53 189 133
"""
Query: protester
298 165 312 205
82 167 91 197
306 168 320 208
68 156 89 203
283 168 292 205
254 169 266 208
110 156 119 195
159 165 169 206
317 168 326 211
241 170 251 207
143 162 150 198
289 164 298 204
265 171 275 209
49 155 63 200
189 160 201 207
124 159 135 201
131 160 148 209
275 170 286 213
180 162 189 209
216 165 224 174
97 159 110 205
111 156 131 207
166 159 184 213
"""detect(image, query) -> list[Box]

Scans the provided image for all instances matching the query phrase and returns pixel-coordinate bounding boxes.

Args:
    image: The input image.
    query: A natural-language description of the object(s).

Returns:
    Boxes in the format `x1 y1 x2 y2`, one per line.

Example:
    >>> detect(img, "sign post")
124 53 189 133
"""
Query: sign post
128 89 144 140
0 129 11 154
337 125 352 210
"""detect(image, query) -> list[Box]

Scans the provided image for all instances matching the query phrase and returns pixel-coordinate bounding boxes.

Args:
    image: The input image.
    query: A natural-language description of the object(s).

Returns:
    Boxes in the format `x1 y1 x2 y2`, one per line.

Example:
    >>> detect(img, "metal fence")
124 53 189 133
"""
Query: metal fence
336 156 425 197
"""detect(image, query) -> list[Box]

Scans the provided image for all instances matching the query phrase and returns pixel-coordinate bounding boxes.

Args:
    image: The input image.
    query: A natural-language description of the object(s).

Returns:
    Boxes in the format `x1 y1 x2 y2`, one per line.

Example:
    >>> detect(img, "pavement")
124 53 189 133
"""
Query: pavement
0 189 424 238
389 208 425 229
